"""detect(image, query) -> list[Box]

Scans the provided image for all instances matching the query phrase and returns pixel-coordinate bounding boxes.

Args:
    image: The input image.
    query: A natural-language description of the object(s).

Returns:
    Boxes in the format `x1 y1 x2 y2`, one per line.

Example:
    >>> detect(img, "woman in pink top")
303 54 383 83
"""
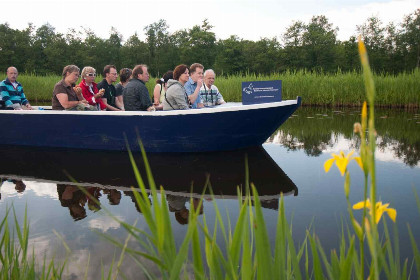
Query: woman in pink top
78 66 106 110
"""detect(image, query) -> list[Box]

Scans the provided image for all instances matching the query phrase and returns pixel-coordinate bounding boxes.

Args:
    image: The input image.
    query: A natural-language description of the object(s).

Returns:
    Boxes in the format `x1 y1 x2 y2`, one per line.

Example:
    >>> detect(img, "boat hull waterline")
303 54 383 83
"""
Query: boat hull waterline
0 98 301 152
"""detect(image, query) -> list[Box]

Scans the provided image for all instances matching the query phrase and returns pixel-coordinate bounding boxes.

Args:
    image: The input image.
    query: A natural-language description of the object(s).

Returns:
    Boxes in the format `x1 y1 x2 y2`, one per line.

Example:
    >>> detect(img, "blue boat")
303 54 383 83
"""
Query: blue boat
0 97 301 152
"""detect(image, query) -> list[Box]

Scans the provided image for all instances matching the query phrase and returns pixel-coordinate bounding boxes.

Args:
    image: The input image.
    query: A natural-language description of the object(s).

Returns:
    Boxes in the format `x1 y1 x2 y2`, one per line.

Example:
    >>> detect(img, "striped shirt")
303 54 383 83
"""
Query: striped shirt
0 78 29 108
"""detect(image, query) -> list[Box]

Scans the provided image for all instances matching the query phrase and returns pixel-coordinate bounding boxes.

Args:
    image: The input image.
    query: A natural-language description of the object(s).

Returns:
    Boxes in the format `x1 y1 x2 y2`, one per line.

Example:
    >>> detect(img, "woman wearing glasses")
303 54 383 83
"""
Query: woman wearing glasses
79 66 106 110
163 65 191 111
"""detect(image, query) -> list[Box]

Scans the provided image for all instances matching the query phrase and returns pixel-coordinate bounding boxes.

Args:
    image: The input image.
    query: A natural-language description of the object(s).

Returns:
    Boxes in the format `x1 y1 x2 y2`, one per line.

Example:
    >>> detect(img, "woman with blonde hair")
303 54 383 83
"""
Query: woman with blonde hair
153 71 173 110
78 66 106 110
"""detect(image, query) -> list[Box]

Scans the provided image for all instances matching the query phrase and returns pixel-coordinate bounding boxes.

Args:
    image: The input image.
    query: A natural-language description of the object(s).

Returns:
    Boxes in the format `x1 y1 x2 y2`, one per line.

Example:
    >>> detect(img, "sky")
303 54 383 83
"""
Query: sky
3 0 419 42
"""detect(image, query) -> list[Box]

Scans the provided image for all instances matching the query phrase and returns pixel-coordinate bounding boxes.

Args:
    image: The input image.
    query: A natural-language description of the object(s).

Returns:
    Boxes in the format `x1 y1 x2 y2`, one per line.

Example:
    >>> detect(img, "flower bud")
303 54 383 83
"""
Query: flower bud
353 122 362 134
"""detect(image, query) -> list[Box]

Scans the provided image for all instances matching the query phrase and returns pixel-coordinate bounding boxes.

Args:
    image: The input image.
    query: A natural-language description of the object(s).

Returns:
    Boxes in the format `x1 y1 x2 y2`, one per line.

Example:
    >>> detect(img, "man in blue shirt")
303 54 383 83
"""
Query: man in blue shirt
0 67 32 110
184 63 204 109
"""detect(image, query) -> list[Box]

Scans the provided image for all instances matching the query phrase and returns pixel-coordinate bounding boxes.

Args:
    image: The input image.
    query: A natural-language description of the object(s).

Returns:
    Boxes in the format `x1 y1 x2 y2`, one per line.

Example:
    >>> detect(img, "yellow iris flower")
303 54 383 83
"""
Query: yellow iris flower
353 199 397 224
324 150 363 176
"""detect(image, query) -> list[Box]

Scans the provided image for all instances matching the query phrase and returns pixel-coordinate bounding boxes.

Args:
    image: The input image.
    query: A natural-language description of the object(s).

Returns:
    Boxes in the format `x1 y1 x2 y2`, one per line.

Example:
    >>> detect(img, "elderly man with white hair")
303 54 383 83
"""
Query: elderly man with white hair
199 69 226 107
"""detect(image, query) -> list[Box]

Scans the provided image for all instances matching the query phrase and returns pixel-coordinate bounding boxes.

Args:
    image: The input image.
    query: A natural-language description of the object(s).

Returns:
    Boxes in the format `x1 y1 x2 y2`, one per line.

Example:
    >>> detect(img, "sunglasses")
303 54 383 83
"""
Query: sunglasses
87 73 96 77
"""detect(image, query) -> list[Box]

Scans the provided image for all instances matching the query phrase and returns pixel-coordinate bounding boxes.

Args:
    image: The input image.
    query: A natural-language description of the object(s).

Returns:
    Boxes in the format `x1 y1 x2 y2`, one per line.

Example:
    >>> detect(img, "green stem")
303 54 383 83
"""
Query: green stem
360 175 368 280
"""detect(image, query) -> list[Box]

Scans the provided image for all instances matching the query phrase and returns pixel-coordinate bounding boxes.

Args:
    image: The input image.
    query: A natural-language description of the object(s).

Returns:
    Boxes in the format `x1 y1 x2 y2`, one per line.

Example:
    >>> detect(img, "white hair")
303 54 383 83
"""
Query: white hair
204 69 215 77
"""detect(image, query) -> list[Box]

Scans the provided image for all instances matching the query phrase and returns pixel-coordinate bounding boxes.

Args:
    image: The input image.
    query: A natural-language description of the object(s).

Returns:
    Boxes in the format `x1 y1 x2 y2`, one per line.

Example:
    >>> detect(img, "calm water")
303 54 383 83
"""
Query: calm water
1 107 419 278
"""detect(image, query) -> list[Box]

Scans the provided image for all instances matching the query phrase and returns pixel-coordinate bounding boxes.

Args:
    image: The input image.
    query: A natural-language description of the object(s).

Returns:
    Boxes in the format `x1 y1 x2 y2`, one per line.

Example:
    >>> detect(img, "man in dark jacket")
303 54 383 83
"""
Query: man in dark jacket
123 64 155 111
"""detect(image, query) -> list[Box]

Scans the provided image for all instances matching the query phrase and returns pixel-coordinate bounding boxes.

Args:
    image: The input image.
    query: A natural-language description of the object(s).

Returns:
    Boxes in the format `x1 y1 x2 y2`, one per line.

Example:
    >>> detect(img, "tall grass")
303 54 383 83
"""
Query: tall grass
215 69 420 107
1 43 420 278
1 69 419 107
0 206 67 279
94 40 420 278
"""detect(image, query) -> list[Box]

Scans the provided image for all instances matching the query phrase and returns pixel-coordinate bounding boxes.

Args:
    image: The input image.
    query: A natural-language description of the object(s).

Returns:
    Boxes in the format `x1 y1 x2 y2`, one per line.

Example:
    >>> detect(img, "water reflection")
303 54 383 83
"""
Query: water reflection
0 145 297 221
167 195 204 225
0 107 419 279
267 108 420 167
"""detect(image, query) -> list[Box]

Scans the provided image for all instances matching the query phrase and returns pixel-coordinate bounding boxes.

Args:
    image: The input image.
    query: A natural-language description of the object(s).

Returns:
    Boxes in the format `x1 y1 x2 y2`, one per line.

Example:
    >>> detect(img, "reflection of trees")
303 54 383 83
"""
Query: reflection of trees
378 135 420 167
394 141 420 167
271 108 420 165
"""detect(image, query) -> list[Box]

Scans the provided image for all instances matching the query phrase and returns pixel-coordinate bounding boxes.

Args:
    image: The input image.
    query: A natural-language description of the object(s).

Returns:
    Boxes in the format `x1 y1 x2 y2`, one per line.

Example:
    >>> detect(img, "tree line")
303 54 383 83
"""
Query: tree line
0 9 419 77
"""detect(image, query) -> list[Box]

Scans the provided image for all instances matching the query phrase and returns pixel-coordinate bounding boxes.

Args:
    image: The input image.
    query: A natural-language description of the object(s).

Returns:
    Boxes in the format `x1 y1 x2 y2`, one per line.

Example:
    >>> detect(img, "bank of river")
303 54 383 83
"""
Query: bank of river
4 70 419 108
1 107 419 278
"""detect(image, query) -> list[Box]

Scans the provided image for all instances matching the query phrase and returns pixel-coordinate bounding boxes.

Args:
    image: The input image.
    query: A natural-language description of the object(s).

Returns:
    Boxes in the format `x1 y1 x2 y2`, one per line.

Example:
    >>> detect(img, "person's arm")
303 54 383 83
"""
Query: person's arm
115 95 124 111
173 87 189 110
97 98 107 110
215 86 226 104
101 98 121 111
153 84 161 105
197 96 204 108
116 95 124 110
56 93 87 109
114 85 124 110
1 84 13 108
187 79 202 104
98 83 121 111
139 86 154 111
23 103 33 110
80 86 96 105
19 86 32 109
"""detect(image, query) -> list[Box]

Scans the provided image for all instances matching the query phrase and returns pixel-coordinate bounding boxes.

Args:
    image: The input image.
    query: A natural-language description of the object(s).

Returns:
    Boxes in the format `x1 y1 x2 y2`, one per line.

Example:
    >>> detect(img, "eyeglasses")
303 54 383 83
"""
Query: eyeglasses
87 73 96 77
110 72 118 76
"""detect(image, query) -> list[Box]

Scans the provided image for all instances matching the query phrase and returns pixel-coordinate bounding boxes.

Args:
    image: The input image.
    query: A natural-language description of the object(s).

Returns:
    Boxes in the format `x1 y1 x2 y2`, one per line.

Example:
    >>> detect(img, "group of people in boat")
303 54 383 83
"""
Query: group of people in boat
0 63 226 111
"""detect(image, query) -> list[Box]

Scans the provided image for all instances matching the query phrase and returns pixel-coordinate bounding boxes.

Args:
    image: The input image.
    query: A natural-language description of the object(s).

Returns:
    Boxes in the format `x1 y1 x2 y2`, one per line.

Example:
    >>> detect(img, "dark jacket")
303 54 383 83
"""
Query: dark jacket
123 78 152 111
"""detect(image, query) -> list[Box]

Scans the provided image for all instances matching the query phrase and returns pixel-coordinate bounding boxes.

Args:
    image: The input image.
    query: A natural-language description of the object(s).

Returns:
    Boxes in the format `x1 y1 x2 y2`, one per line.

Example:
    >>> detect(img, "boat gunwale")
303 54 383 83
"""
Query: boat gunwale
0 98 300 117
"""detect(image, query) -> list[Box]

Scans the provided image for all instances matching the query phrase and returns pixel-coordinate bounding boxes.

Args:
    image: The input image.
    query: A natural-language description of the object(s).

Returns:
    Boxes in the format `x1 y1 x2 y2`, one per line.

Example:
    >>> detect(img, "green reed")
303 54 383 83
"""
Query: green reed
2 44 420 278
1 69 419 107
0 205 68 279
97 40 420 279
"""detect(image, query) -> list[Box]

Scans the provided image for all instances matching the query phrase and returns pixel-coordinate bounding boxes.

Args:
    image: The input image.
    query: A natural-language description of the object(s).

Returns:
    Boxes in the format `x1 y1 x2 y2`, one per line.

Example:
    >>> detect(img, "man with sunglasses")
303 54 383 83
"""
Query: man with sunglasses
97 65 123 111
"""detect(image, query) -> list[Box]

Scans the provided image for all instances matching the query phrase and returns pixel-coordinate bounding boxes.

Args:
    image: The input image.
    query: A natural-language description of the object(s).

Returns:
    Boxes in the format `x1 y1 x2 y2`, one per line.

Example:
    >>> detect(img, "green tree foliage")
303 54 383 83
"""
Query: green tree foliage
357 16 387 71
214 35 245 75
282 16 338 72
0 10 419 76
399 8 420 69
144 19 178 76
120 33 149 72
179 19 217 68
302 15 338 72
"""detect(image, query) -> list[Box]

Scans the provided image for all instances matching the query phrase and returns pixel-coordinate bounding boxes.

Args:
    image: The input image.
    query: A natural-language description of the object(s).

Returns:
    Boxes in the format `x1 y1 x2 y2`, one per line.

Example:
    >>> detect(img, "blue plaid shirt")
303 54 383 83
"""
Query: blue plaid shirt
184 77 202 109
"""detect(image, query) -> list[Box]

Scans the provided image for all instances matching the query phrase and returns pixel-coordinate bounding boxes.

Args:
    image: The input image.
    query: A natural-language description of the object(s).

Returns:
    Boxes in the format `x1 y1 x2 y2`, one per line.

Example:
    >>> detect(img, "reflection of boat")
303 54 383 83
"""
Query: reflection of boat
0 145 297 200
0 99 301 152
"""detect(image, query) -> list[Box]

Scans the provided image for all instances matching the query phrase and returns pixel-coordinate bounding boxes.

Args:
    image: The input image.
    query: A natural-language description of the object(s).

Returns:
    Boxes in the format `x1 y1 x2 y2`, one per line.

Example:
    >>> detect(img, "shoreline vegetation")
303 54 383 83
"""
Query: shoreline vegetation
1 41 420 279
3 70 419 108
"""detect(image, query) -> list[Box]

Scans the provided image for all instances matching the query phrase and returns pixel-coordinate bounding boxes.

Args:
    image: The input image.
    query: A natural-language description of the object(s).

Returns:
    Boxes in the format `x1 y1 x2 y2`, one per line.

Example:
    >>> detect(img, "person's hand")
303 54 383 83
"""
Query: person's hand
24 103 33 110
98 88 105 97
147 106 156 112
196 78 203 88
74 86 82 96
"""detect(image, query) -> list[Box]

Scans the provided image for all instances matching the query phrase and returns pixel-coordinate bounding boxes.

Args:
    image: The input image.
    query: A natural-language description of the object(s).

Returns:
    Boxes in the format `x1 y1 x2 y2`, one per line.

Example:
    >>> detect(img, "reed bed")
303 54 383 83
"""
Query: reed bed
0 206 67 279
2 46 420 278
1 70 419 107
